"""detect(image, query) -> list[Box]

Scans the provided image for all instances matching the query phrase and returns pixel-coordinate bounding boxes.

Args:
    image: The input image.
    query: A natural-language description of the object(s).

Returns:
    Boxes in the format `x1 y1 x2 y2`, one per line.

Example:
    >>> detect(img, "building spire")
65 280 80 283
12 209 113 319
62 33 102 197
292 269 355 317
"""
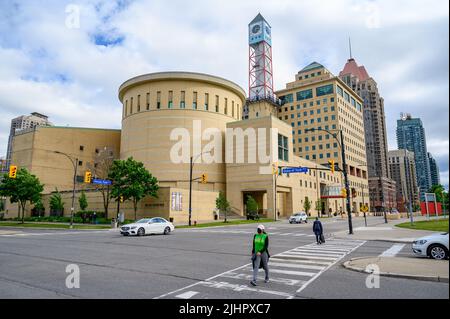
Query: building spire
349 37 353 59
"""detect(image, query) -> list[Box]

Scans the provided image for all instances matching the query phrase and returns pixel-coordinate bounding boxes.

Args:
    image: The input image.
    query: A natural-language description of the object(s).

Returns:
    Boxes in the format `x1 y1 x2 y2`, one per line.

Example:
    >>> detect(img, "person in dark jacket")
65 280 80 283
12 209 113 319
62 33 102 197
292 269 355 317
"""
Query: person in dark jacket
313 217 323 244
250 225 270 286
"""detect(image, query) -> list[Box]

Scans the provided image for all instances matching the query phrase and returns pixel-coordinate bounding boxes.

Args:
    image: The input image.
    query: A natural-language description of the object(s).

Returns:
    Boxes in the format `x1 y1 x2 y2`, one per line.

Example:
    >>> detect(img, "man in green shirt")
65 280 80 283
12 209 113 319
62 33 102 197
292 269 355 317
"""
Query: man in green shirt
251 225 270 286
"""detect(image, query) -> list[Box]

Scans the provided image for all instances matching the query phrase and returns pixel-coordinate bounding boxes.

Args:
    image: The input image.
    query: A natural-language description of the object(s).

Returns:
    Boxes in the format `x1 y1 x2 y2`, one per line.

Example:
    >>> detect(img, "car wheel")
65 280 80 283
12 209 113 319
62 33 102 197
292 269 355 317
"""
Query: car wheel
428 244 448 260
137 228 145 237
164 227 171 235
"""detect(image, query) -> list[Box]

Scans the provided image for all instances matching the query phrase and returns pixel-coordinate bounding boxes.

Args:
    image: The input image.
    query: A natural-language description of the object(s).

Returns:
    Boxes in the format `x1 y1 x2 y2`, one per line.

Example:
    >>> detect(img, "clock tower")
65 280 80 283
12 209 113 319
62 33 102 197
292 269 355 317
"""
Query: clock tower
244 13 280 120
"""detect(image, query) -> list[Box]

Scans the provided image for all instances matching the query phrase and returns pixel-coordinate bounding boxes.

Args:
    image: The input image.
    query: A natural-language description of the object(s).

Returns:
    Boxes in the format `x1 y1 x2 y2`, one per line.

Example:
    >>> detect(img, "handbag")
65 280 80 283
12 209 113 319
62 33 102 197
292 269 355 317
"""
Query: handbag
320 234 325 243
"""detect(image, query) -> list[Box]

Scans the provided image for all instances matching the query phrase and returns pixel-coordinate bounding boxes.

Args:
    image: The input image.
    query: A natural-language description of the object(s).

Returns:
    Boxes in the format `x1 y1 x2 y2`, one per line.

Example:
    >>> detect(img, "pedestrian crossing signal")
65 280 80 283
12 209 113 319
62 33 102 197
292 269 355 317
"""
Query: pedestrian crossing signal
9 165 17 178
201 173 207 184
84 171 92 183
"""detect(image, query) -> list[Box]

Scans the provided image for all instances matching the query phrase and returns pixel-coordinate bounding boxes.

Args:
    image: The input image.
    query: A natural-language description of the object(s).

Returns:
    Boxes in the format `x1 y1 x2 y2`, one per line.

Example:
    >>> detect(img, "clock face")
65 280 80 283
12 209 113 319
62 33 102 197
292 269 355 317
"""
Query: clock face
252 24 261 34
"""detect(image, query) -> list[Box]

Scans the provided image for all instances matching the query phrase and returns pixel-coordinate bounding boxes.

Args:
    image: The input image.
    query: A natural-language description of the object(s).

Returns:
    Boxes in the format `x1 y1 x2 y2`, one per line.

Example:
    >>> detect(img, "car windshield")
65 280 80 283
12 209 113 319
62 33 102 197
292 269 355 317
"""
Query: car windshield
136 219 151 223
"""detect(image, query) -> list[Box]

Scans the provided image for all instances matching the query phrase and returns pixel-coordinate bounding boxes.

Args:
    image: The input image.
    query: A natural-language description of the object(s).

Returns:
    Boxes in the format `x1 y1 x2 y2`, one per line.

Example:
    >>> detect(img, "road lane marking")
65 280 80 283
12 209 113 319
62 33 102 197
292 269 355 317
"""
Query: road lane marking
295 240 367 296
379 244 406 257
175 291 199 299
154 238 366 300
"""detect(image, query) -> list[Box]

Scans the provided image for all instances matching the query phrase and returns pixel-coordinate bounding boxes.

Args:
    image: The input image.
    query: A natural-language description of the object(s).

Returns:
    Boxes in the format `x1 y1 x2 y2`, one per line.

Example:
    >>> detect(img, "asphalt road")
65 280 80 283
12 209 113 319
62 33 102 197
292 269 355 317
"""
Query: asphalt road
0 217 448 299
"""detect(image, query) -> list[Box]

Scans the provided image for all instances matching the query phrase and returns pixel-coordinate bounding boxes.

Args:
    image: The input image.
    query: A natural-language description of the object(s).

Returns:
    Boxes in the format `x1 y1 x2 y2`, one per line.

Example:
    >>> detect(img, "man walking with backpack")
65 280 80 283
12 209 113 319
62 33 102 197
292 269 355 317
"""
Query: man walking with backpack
313 217 324 245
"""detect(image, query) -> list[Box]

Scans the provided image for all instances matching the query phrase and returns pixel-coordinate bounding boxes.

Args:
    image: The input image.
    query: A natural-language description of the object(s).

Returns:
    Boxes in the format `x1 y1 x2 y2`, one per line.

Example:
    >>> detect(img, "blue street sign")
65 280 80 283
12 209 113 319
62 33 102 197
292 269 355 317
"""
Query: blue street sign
92 179 112 185
282 167 308 174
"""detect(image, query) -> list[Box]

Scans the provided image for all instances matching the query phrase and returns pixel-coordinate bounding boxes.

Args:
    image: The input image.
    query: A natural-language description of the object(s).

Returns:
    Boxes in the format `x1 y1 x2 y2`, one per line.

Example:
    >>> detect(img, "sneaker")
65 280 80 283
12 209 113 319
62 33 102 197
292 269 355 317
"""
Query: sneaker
264 279 269 283
250 281 257 286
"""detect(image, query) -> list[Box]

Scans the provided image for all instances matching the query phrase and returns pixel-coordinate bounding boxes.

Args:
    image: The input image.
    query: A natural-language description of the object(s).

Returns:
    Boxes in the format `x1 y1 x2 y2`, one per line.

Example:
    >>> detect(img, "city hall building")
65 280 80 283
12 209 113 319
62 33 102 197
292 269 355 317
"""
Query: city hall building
5 71 367 223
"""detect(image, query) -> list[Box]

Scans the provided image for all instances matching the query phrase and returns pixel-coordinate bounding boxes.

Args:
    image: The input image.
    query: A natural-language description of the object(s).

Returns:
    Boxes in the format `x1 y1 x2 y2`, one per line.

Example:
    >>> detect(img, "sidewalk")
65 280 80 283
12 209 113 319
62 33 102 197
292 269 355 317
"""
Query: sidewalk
333 217 440 243
343 256 449 283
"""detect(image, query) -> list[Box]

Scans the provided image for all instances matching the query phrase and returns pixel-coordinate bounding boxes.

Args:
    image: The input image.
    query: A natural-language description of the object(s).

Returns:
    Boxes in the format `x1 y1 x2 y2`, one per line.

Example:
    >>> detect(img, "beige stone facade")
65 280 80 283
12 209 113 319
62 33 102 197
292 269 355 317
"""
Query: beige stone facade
4 71 367 222
275 63 370 213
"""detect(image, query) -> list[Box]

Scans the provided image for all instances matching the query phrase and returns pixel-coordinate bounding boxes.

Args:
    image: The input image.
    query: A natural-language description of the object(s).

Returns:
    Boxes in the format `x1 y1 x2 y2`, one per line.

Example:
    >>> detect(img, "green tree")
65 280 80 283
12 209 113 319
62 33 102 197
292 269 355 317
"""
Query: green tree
109 157 159 221
315 200 323 217
0 168 44 223
216 191 230 223
34 198 45 217
303 197 312 215
429 185 449 214
87 146 115 219
49 189 65 216
78 191 88 211
246 195 259 218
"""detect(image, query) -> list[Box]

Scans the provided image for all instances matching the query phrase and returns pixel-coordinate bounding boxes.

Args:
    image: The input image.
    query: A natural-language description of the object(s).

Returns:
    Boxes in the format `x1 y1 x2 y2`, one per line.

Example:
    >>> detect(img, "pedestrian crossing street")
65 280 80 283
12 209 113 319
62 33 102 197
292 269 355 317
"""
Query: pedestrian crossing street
186 228 316 238
155 238 367 299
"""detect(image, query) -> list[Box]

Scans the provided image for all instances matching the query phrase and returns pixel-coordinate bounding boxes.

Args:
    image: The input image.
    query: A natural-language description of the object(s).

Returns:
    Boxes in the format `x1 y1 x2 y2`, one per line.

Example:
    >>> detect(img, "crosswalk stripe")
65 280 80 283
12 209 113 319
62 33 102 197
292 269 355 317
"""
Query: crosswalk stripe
276 255 333 265
291 250 344 257
292 247 348 253
175 291 199 299
220 272 307 286
269 269 316 277
281 252 337 260
379 244 406 257
198 280 293 298
268 262 325 271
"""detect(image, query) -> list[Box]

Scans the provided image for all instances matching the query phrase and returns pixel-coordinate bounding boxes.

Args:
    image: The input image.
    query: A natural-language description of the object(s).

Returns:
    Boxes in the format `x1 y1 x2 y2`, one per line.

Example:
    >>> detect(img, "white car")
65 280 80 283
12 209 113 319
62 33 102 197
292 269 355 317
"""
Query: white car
289 212 308 224
412 232 449 260
120 217 174 236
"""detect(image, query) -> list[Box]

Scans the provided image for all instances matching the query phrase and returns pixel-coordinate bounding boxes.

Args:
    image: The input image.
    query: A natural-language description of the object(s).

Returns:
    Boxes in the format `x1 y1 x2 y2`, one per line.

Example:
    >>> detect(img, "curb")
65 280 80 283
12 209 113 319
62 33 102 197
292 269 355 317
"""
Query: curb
0 226 111 231
342 257 449 283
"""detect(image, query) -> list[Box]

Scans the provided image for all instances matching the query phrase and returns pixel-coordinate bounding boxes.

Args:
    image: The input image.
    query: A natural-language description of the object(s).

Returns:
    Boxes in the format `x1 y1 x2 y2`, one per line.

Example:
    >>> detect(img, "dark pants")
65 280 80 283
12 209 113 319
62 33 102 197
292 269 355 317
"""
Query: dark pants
315 233 322 243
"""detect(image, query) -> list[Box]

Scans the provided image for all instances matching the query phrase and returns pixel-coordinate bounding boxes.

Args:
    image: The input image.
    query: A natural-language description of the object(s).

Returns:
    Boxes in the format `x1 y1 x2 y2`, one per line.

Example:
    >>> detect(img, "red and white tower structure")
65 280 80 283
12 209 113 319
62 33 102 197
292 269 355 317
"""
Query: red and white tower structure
248 13 274 100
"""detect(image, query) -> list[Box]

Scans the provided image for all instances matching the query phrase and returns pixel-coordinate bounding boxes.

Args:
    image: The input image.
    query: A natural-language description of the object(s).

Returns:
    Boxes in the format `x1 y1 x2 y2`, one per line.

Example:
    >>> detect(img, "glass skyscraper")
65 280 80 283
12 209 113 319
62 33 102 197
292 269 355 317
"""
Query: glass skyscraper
396 114 432 200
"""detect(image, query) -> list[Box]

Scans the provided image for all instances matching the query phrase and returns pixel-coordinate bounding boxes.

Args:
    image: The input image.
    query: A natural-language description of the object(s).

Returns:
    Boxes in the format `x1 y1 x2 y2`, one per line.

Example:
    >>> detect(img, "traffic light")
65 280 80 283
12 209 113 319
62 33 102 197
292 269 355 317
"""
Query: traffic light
120 196 124 203
328 160 335 174
201 173 207 184
341 188 347 198
9 165 17 179
84 171 92 183
351 188 357 198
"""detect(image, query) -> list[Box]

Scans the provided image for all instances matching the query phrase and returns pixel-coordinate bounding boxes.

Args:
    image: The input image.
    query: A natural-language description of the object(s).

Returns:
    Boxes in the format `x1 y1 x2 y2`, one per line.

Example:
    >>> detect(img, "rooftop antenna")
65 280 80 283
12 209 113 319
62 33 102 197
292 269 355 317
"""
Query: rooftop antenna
349 37 353 59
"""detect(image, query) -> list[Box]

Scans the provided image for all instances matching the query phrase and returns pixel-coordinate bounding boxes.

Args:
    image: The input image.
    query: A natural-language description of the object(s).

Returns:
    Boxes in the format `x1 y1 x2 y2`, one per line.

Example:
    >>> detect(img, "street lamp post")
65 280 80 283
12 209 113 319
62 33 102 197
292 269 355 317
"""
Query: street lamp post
54 151 77 229
305 128 353 235
188 151 210 227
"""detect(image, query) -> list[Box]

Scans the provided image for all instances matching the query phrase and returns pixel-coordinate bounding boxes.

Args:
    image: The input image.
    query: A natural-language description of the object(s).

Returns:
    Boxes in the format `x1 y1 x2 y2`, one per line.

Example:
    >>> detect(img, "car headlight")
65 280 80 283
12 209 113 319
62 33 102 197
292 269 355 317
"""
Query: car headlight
130 226 137 230
414 240 427 245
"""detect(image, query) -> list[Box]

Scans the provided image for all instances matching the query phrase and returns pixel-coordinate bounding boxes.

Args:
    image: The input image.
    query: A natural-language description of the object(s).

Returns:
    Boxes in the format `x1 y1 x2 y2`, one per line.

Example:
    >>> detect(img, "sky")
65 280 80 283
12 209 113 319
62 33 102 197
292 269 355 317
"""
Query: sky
0 0 448 188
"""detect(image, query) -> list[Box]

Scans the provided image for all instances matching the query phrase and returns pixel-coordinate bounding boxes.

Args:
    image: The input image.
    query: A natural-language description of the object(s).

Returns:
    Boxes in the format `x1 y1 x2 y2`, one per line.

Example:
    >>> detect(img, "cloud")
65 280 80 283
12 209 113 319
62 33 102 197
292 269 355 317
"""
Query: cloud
0 0 448 188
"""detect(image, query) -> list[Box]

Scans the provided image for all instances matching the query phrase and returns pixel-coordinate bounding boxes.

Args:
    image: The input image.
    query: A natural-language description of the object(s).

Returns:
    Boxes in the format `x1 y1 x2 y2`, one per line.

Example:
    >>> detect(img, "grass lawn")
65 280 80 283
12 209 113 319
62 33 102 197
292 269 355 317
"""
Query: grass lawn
176 218 276 229
0 222 111 230
396 219 449 232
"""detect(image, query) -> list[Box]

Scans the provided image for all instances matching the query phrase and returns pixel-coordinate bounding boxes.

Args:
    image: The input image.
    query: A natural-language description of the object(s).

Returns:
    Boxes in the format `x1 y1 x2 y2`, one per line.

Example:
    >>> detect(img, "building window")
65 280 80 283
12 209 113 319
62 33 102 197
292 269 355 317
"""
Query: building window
204 93 209 111
278 134 289 162
146 93 150 110
78 160 83 166
215 95 219 112
137 95 141 112
316 84 334 97
344 91 350 103
125 100 128 116
180 91 186 108
193 92 198 109
79 145 84 151
157 91 161 109
280 94 293 104
224 98 228 114
296 89 313 101
168 91 173 109
351 97 356 107
130 97 133 113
